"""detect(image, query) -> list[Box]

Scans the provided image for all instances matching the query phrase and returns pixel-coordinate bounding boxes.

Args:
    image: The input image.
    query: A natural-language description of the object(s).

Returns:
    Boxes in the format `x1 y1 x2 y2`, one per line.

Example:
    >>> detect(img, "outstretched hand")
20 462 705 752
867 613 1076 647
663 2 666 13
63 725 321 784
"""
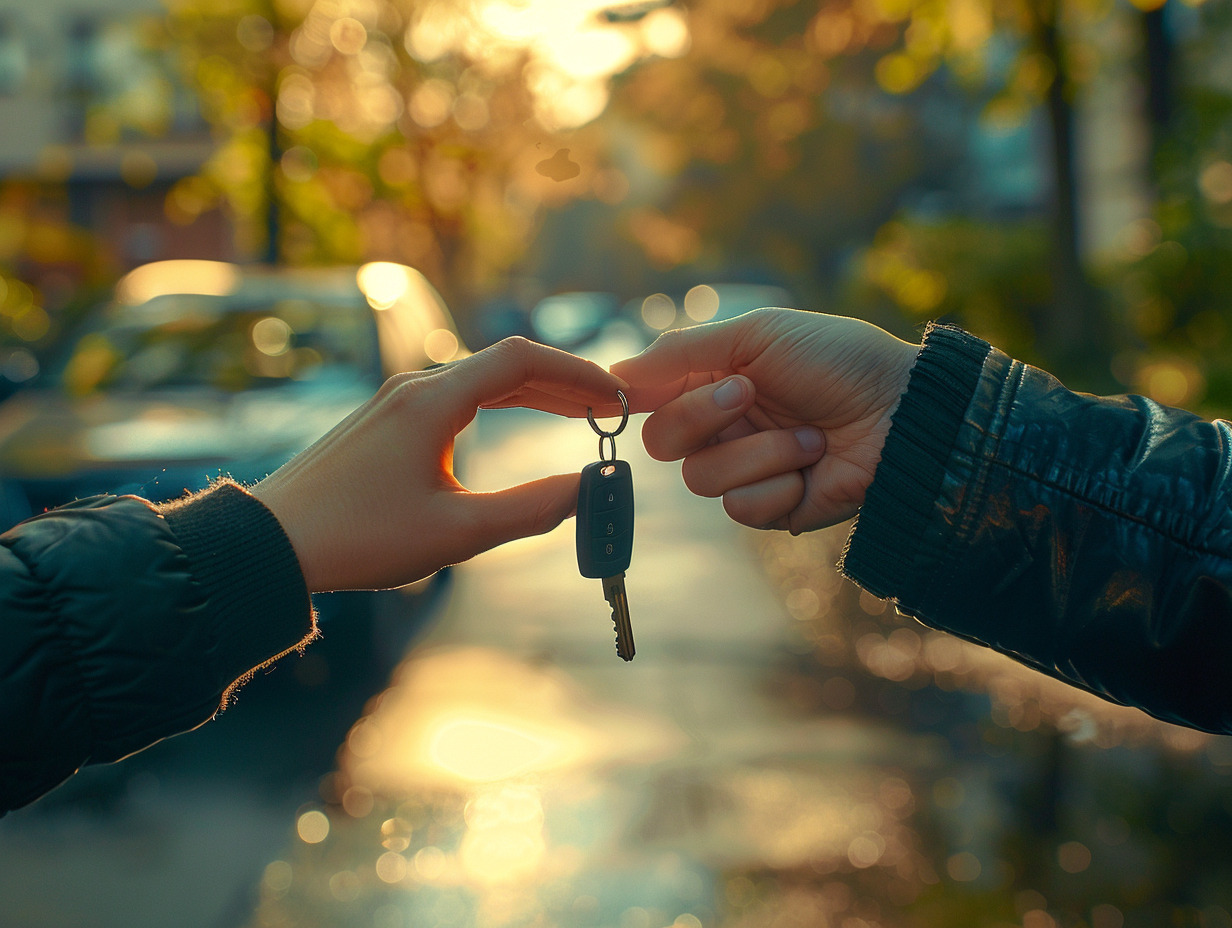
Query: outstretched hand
612 308 919 533
252 337 627 592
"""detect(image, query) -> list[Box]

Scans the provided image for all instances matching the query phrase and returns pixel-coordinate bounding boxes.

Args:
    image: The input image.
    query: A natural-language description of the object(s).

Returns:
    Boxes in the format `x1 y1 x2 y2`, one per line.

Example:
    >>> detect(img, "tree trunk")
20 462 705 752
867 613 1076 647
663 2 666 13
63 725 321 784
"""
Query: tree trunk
1034 5 1100 368
1142 5 1174 168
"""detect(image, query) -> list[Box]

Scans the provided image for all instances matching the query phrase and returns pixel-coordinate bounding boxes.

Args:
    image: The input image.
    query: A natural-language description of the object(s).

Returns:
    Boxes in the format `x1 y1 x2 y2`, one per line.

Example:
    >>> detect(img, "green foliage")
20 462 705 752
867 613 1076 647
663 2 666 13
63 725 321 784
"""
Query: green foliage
845 216 1050 360
162 0 635 312
0 184 115 374
1092 65 1232 411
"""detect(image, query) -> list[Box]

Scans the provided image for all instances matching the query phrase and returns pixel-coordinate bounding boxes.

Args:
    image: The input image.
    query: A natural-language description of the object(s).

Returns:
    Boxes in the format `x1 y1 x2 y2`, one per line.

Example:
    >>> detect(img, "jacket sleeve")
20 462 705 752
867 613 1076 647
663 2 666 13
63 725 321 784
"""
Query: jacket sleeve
842 324 1232 734
0 482 315 814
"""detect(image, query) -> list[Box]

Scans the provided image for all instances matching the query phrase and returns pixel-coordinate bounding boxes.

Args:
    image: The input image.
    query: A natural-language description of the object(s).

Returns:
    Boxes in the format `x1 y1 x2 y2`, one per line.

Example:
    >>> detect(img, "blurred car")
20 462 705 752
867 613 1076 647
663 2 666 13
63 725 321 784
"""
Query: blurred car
0 259 472 793
0 259 467 528
0 258 470 700
529 291 621 349
624 282 796 336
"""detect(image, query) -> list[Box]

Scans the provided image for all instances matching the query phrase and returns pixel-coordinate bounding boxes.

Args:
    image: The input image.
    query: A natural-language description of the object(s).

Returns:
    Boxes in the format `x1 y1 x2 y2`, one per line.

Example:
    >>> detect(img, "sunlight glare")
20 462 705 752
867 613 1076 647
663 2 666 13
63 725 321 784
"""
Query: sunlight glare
544 28 637 81
357 261 410 309
641 7 690 58
116 260 239 304
529 71 611 130
428 717 559 782
403 0 692 129
405 10 461 63
459 785 547 884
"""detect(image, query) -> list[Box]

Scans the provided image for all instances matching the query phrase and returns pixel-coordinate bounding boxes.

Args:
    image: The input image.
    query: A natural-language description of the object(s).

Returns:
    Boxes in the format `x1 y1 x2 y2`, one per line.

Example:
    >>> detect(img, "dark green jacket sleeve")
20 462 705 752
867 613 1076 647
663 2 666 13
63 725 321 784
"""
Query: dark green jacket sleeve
843 324 1232 733
0 482 314 814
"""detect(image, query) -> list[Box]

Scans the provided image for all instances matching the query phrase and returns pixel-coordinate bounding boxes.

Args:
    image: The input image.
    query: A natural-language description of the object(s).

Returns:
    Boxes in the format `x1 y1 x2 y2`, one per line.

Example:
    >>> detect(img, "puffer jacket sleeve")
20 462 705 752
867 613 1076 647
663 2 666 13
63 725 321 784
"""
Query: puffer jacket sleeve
0 482 315 814
842 324 1232 733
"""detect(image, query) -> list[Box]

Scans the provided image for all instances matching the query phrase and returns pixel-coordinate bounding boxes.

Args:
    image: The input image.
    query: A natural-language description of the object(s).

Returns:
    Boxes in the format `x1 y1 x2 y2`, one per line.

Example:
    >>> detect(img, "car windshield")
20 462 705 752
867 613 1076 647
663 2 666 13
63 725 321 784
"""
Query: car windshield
51 293 380 396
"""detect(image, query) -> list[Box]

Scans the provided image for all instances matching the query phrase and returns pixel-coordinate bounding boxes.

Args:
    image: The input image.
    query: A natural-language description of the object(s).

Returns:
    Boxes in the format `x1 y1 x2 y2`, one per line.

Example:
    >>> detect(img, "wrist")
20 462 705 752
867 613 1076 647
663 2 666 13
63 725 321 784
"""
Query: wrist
155 480 315 675
841 324 991 596
249 477 320 591
874 337 923 444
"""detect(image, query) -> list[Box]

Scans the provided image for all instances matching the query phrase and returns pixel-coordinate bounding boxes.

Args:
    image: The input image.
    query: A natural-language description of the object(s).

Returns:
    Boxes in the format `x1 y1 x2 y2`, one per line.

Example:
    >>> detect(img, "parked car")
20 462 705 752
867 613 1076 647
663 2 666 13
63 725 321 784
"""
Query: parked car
0 260 478 807
0 259 469 685
0 259 466 527
529 291 622 349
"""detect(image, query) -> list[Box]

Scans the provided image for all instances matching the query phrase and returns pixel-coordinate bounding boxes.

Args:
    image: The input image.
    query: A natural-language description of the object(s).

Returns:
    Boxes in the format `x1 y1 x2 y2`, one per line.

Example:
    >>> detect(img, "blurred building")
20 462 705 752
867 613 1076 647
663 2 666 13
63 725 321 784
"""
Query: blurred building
0 1 231 268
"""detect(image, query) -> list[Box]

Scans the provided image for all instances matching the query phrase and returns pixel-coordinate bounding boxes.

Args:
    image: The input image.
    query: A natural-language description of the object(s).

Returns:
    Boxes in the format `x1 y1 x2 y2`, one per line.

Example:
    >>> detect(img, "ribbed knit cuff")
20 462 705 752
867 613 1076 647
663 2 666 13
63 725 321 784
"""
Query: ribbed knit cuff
841 324 991 599
156 481 315 695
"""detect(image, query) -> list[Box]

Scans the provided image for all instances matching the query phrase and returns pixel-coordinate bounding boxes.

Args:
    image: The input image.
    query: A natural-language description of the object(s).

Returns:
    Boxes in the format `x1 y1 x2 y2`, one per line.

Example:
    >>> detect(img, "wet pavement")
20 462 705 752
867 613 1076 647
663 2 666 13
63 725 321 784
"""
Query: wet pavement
231 389 1232 928
236 389 948 928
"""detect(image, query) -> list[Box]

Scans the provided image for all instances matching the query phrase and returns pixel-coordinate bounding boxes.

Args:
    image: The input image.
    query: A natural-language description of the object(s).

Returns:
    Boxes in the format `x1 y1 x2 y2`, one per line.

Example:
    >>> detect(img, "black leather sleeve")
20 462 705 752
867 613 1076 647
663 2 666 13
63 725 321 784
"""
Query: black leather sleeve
0 484 314 813
844 325 1232 733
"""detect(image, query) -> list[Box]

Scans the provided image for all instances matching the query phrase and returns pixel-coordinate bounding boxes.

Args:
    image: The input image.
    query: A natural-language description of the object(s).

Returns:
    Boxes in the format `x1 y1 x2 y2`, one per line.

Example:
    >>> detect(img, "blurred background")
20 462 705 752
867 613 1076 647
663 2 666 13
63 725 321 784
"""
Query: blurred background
2 1 1232 926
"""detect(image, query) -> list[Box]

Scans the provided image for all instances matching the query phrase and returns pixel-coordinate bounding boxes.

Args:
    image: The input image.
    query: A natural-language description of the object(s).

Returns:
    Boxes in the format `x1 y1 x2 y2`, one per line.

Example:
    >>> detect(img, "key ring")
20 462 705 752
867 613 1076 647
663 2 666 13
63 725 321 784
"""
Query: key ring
587 390 628 462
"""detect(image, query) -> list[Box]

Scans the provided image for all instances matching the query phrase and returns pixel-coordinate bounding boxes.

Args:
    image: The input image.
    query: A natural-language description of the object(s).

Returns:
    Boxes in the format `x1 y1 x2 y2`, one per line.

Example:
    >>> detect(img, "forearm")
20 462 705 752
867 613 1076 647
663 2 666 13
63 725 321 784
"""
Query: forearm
0 483 315 813
843 325 1232 733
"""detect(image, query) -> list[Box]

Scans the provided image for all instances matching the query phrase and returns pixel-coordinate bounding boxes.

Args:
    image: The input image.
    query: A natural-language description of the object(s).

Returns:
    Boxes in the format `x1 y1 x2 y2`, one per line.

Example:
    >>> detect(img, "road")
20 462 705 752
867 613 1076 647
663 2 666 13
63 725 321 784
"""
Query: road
234 335 940 928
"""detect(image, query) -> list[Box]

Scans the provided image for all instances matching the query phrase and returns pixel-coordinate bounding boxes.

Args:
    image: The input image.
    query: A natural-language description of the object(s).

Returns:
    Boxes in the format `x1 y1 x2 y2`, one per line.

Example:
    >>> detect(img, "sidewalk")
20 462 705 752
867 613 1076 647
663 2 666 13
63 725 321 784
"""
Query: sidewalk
243 408 939 928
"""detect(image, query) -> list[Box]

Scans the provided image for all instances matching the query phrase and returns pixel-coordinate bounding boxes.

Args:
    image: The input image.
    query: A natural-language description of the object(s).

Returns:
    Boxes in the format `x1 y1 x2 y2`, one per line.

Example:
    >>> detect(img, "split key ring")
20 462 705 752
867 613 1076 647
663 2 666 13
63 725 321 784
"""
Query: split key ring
587 390 628 462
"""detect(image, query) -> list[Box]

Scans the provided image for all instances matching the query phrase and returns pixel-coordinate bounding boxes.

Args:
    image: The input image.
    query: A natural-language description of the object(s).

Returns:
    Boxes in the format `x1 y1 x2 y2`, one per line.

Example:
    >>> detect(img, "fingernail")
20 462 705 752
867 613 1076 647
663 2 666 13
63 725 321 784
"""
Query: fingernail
713 377 745 410
795 427 823 453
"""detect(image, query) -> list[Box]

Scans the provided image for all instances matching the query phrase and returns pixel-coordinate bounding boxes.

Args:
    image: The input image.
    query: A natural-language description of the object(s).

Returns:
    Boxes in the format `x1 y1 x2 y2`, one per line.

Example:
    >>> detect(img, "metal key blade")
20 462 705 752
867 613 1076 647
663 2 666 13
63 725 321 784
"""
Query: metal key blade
602 572 635 661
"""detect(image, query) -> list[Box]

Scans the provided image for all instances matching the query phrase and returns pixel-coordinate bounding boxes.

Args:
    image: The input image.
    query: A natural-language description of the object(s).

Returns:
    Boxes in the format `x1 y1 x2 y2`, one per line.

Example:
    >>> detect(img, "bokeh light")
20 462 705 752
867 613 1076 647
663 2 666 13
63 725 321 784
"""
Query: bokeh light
296 809 331 844
424 327 459 364
683 284 719 322
357 261 409 309
641 292 676 329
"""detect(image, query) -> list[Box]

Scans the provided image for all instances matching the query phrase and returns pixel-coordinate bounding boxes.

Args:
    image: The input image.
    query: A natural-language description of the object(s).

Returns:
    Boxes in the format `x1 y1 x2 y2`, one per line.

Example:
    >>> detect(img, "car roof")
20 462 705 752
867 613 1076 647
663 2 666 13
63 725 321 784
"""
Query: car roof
115 260 363 307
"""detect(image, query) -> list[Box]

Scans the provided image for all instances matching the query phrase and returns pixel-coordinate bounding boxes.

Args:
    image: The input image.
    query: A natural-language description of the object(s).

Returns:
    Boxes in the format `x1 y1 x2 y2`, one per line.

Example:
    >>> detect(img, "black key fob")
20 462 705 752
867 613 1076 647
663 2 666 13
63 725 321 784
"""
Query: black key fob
576 459 634 579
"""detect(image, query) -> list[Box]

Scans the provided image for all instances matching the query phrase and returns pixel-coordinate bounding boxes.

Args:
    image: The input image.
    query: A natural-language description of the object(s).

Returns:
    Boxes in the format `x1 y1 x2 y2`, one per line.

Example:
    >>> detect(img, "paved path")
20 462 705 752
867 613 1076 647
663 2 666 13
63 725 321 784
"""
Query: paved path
241 403 937 928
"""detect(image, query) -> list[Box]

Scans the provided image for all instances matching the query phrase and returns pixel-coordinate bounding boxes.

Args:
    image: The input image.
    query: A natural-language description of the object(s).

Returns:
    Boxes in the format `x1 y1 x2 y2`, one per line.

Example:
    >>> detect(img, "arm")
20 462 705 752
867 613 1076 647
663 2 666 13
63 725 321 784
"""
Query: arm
846 324 1232 733
1 337 626 813
0 485 312 814
614 309 1232 732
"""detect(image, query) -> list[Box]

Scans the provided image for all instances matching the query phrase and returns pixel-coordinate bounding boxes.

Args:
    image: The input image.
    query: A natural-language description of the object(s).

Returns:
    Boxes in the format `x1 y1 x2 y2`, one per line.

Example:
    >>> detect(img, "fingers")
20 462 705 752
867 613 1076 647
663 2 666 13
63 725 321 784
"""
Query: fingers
611 315 752 390
721 472 807 530
447 337 627 417
682 426 825 497
453 473 580 557
641 375 756 461
480 385 627 419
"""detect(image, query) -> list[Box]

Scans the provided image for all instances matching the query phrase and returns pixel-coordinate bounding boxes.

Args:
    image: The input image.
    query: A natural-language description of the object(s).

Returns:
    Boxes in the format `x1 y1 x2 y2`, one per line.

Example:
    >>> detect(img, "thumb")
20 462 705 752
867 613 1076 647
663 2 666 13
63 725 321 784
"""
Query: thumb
454 473 580 556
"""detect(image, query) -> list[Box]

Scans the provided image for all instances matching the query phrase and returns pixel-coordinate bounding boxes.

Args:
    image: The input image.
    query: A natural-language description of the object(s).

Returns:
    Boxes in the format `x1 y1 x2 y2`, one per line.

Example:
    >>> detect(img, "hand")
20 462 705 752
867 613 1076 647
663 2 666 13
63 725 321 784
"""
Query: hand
251 337 627 591
611 308 919 533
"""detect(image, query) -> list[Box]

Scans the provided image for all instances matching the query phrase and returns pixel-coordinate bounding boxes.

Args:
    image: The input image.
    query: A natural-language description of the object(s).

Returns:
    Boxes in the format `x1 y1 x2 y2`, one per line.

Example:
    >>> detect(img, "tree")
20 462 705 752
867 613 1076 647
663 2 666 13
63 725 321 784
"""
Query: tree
163 0 692 315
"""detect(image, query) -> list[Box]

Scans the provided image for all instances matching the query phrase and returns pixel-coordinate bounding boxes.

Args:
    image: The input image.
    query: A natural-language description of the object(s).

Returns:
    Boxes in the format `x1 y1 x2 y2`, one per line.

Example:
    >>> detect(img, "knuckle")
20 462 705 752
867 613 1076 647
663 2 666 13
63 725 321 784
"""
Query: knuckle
492 335 535 358
377 371 415 395
381 373 431 413
650 327 684 352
